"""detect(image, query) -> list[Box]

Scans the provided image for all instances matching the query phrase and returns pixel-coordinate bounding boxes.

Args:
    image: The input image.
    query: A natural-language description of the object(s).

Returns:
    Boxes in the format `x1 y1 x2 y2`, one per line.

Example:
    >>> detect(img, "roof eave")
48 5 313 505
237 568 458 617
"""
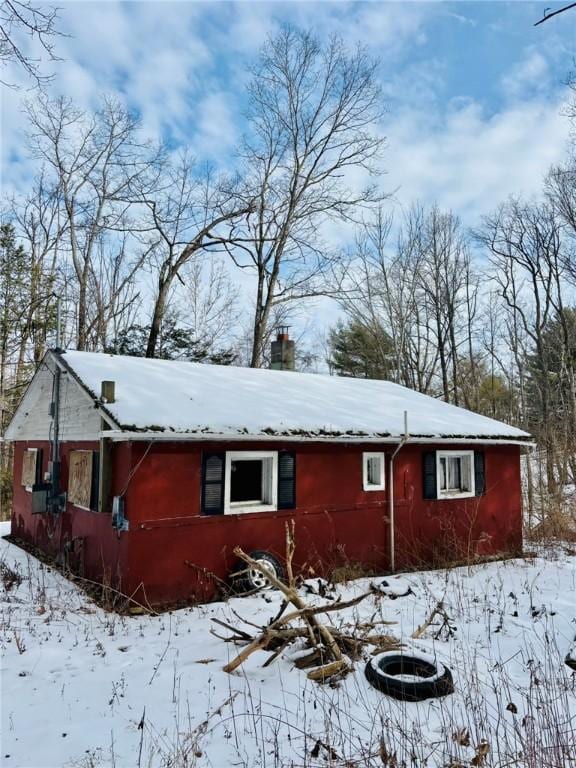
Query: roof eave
102 429 534 447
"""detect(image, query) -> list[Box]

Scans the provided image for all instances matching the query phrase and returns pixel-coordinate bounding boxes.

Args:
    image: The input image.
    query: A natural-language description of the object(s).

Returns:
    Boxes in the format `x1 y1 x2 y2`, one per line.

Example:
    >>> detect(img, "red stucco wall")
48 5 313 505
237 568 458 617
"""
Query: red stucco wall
392 444 523 568
11 439 523 606
120 440 522 604
11 440 129 591
119 441 389 603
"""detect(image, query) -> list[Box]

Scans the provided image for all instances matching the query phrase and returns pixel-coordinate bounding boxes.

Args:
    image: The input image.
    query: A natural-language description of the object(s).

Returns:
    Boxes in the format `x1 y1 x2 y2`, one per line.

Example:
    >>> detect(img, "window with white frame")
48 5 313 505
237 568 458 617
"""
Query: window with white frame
436 451 474 498
363 452 385 491
224 451 278 514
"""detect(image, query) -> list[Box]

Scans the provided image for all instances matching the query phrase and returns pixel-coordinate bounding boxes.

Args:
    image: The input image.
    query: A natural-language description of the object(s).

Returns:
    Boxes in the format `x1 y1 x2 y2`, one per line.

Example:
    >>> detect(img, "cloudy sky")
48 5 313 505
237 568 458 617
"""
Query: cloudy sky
3 1 576 217
2 1 576 344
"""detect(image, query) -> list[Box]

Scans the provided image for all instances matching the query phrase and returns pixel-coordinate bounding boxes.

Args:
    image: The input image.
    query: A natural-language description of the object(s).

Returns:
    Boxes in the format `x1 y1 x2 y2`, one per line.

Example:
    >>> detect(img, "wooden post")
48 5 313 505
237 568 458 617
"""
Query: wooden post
98 438 112 514
98 381 115 514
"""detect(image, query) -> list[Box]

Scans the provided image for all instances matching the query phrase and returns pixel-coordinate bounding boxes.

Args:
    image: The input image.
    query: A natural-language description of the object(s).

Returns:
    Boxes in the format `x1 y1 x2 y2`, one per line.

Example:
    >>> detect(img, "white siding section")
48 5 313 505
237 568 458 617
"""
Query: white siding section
5 361 103 441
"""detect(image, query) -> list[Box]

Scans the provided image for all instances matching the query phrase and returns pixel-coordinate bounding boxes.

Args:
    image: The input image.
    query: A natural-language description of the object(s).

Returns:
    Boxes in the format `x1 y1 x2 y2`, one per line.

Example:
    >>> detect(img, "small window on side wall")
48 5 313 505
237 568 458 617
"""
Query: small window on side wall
201 451 296 515
424 450 486 500
436 451 474 498
420 449 483 500
224 451 278 514
363 452 385 491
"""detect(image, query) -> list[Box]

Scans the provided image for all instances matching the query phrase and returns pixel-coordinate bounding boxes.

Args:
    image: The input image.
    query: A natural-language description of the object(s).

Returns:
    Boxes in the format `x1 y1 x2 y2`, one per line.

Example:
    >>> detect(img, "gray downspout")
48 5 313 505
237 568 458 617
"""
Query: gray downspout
388 410 409 572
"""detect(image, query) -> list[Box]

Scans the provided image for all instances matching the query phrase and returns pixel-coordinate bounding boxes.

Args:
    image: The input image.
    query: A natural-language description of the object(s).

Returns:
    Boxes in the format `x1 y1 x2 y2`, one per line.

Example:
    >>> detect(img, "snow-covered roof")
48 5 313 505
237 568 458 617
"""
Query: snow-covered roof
49 350 530 443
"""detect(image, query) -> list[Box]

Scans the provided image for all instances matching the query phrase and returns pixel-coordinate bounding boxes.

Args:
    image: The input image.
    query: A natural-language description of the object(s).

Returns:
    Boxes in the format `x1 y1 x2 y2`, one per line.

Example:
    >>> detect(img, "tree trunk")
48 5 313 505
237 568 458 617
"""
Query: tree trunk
146 278 170 358
250 268 268 368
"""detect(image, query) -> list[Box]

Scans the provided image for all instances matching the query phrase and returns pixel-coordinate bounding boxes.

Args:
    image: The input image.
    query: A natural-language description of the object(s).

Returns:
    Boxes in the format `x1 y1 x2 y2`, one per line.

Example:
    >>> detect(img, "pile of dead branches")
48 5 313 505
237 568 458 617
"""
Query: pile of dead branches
213 523 402 683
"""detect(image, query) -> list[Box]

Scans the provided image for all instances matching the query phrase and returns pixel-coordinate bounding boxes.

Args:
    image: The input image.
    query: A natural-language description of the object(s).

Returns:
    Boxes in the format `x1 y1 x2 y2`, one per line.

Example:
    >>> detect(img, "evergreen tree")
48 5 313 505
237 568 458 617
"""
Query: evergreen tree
328 319 395 379
525 309 576 428
456 356 517 422
106 317 237 365
0 224 32 515
523 308 576 486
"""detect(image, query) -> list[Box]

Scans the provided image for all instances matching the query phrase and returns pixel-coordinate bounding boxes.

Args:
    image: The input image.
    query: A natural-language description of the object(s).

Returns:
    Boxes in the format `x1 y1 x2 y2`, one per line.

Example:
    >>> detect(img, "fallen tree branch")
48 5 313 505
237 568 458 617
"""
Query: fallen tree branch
220 522 399 680
224 634 271 673
272 585 395 628
412 601 453 639
230 542 344 665
211 617 253 641
307 659 349 681
262 639 291 668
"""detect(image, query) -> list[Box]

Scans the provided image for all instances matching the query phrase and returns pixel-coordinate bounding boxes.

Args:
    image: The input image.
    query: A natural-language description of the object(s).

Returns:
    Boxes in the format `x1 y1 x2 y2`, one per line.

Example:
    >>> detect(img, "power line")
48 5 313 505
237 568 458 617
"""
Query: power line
534 2 576 26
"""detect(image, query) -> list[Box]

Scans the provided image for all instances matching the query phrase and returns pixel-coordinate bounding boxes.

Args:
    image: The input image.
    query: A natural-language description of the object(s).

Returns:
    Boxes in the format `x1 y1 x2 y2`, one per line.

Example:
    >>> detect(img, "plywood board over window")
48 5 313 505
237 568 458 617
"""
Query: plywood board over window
68 450 93 509
21 449 38 489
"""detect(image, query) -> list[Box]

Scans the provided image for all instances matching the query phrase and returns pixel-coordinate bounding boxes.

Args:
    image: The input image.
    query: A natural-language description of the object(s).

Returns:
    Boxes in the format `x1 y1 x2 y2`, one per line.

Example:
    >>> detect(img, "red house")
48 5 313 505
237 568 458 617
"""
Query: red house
4 349 530 606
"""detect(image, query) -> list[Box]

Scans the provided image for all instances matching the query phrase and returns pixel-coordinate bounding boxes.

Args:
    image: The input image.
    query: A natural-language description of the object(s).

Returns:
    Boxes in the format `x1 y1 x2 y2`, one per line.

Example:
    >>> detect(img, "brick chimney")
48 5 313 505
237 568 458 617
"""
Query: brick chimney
270 326 295 371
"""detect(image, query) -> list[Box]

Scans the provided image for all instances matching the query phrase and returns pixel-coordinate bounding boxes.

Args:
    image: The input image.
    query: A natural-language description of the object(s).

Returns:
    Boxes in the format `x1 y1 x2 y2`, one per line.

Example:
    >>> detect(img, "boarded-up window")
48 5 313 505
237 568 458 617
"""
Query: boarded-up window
68 451 93 509
21 449 39 488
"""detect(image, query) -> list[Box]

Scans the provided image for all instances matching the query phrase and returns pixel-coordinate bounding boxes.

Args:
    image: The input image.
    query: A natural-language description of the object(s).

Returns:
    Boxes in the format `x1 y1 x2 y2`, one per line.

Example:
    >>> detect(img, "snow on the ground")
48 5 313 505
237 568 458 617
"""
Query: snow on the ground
1 531 575 768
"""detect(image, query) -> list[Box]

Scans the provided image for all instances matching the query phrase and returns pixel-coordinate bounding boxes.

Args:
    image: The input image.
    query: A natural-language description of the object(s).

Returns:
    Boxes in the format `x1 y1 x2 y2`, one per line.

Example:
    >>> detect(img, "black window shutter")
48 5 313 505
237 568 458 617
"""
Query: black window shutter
423 451 437 499
474 451 485 496
35 448 43 485
202 453 225 515
90 451 100 511
278 451 296 510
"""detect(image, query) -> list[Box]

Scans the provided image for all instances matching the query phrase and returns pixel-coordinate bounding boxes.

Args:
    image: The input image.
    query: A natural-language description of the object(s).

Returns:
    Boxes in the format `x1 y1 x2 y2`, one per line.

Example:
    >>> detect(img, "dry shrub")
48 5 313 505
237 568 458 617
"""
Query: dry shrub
330 561 378 584
528 509 576 542
0 559 22 591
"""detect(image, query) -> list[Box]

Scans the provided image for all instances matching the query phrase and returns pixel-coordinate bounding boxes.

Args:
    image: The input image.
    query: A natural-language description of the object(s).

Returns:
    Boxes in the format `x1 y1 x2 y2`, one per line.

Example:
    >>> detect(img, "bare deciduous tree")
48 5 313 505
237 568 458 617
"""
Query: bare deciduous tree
229 26 387 367
135 152 251 358
477 198 567 491
336 204 476 402
8 172 64 364
416 204 474 405
25 95 160 350
336 209 434 392
0 0 62 86
176 254 238 352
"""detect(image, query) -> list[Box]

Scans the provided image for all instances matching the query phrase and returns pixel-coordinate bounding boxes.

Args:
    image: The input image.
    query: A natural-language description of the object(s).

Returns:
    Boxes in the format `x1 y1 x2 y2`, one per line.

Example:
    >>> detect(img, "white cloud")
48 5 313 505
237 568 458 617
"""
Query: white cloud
192 92 238 162
502 48 550 101
325 2 430 53
1 0 434 196
385 95 571 223
2 0 575 343
445 10 477 27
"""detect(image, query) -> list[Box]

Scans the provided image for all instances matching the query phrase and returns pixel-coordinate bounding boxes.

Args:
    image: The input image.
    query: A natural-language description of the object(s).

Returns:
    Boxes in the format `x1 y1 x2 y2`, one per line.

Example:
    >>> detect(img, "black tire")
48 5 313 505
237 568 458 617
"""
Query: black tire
230 550 284 593
365 651 454 701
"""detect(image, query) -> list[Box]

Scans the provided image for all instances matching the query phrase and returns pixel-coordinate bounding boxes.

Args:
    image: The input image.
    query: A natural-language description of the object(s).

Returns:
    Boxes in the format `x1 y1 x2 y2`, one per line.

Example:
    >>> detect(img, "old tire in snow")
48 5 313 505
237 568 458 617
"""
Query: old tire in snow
231 551 284 593
365 651 454 701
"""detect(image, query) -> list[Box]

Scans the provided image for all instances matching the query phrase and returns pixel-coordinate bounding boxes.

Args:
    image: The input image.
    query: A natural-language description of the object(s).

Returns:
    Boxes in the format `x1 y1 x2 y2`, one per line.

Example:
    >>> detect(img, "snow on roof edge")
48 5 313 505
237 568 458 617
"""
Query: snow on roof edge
103 429 534 446
53 349 532 443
